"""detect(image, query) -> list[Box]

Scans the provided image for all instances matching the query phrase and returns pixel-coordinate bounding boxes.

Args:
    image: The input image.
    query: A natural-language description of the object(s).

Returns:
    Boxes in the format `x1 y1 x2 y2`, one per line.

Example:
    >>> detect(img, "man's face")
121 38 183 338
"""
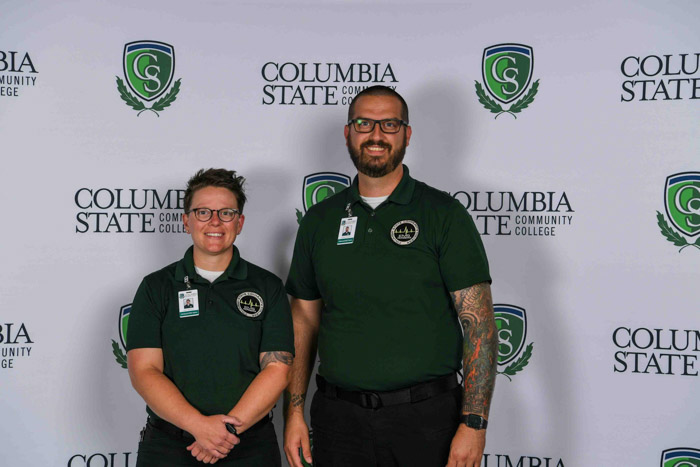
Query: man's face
345 95 412 178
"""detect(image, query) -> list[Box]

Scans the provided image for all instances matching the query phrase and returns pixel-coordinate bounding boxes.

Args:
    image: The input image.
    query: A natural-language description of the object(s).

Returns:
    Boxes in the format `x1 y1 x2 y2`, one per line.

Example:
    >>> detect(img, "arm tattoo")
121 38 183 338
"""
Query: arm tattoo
283 390 307 409
450 282 497 417
259 351 293 369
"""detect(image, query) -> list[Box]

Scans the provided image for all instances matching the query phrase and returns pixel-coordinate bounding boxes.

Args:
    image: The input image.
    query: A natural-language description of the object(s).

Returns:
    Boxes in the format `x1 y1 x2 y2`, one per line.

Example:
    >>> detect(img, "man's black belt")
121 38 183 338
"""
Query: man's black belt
147 413 271 440
316 373 459 410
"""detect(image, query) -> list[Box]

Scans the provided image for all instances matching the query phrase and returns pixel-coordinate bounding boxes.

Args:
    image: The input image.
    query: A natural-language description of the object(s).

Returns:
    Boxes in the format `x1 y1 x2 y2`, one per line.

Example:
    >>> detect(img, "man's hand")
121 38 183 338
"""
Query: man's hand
446 424 486 467
284 412 312 467
186 415 241 462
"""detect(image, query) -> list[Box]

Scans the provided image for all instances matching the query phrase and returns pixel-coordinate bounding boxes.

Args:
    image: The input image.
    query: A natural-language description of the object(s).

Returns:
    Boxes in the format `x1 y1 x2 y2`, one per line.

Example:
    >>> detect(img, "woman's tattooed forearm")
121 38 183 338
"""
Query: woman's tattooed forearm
450 282 497 417
260 351 294 369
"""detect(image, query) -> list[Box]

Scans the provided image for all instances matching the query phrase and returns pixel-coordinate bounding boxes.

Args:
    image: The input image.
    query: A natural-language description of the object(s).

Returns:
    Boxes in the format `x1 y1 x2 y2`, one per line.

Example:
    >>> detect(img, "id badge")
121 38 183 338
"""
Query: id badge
337 216 357 245
178 289 200 318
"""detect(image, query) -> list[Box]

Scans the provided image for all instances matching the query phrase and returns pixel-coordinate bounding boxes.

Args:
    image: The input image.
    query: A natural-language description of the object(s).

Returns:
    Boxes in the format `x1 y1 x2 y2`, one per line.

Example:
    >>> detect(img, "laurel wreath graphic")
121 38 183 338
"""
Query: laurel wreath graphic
116 77 181 117
111 339 127 369
475 79 540 119
656 211 700 252
498 342 533 381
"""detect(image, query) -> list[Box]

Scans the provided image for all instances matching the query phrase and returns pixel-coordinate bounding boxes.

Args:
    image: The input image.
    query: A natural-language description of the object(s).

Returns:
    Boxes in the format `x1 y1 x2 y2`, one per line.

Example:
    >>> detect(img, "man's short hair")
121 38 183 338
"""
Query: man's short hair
348 85 409 123
184 168 247 213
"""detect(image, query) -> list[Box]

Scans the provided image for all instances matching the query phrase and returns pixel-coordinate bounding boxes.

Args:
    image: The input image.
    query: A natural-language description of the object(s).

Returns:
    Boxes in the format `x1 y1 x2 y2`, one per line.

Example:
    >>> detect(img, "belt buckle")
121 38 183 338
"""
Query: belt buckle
360 391 382 409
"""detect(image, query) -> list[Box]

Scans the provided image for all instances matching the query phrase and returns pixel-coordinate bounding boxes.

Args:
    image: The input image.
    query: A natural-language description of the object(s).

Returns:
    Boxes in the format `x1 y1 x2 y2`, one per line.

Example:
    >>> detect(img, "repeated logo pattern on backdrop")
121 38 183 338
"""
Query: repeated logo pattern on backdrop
295 172 351 223
116 41 182 116
0 323 33 370
111 304 131 369
261 62 399 105
450 190 574 237
475 43 540 119
620 53 700 102
661 448 700 467
0 49 38 97
657 172 700 253
74 187 187 233
494 304 533 380
612 326 699 376
482 452 565 467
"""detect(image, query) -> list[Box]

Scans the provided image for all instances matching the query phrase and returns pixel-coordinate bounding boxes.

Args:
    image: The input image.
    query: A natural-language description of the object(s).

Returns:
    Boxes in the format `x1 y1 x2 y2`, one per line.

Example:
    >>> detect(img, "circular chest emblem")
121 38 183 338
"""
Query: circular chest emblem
390 220 419 245
236 292 264 318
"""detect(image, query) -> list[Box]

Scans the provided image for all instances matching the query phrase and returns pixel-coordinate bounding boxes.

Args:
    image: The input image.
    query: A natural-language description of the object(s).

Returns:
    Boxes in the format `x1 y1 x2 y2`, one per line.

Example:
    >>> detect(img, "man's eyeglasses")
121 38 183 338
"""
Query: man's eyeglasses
186 208 241 222
348 118 408 134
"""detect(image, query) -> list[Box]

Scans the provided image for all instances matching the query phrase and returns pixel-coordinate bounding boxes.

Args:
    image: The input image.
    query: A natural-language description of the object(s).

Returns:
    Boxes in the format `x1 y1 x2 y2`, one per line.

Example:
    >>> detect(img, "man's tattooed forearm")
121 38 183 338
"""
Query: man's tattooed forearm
284 391 307 408
450 282 497 417
260 351 294 369
283 390 307 415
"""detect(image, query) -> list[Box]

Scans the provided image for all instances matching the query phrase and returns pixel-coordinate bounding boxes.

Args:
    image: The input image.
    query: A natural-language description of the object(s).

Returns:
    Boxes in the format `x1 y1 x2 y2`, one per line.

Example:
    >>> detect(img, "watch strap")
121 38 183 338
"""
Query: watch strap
460 413 488 430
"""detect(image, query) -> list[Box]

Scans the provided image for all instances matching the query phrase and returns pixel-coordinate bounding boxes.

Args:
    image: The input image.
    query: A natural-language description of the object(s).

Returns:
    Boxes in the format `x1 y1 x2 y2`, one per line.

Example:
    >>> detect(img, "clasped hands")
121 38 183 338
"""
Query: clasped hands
186 414 242 464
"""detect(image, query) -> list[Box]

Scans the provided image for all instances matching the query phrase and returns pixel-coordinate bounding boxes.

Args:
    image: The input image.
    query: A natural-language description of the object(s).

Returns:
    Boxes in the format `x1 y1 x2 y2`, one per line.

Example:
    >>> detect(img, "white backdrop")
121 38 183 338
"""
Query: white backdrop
1 1 699 466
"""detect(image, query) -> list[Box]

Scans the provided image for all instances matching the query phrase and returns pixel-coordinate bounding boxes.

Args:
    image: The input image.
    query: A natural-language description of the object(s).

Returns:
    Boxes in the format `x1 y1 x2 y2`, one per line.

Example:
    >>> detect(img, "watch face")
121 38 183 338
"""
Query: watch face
465 414 487 429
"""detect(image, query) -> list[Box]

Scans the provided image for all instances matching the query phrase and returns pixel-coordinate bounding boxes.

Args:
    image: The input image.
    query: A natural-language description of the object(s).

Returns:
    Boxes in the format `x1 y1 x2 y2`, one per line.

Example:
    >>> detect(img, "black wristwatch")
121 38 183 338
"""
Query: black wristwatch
225 423 238 435
460 414 488 430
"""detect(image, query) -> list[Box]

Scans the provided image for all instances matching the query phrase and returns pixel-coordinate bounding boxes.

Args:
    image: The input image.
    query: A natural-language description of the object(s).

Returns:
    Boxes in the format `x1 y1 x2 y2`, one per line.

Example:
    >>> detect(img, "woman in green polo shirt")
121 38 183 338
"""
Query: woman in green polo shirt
126 168 294 466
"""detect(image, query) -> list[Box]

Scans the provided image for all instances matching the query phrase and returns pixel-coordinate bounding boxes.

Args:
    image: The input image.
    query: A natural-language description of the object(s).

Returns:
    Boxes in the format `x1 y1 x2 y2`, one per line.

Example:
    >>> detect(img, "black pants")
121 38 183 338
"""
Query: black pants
135 418 281 467
310 386 462 467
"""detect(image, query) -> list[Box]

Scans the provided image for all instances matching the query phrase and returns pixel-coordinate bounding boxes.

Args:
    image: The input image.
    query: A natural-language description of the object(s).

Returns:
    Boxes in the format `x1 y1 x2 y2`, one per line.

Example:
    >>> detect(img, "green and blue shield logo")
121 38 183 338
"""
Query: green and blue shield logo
119 304 131 349
303 173 351 212
494 304 533 381
665 172 700 237
296 172 351 224
475 43 540 119
116 40 182 116
482 44 533 104
661 448 700 466
657 172 700 252
123 41 174 101
111 304 131 369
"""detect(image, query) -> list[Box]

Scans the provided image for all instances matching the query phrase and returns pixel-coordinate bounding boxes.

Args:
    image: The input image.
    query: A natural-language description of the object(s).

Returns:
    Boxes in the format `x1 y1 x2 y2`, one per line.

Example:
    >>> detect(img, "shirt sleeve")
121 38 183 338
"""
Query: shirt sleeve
285 213 321 300
260 277 295 354
125 276 164 351
438 200 492 292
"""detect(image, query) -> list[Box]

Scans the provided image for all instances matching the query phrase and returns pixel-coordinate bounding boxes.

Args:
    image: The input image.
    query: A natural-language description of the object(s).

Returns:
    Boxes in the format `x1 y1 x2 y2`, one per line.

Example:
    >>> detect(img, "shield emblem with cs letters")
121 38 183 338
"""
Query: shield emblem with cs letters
482 44 533 104
303 173 351 212
494 304 527 366
123 41 175 101
665 172 700 237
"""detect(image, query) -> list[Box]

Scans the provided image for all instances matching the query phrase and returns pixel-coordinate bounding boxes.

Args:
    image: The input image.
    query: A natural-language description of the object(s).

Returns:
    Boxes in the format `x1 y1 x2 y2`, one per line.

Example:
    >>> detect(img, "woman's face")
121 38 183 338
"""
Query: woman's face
183 186 244 260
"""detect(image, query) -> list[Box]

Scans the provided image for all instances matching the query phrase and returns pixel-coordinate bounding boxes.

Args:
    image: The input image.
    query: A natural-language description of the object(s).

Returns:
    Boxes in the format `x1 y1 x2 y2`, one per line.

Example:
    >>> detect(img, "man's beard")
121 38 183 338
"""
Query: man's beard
347 134 407 178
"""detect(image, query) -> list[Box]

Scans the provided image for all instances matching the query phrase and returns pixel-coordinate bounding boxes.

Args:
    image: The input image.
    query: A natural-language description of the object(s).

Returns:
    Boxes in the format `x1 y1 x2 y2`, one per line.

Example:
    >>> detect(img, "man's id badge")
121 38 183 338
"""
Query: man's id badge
337 216 357 245
178 290 199 318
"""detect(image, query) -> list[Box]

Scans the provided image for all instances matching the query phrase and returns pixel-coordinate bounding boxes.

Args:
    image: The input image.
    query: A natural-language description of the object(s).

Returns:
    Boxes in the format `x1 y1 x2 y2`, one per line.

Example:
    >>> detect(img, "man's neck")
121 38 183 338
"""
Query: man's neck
357 164 404 197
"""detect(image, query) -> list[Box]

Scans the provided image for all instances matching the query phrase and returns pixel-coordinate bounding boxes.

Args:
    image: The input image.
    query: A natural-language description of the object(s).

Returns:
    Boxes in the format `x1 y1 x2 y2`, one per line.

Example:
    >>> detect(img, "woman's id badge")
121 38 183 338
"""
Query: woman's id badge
178 290 199 318
337 217 357 245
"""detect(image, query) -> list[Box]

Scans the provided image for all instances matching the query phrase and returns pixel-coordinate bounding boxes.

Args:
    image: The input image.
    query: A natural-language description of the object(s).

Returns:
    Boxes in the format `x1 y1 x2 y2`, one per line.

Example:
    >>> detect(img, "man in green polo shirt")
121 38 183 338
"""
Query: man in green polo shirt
284 86 497 467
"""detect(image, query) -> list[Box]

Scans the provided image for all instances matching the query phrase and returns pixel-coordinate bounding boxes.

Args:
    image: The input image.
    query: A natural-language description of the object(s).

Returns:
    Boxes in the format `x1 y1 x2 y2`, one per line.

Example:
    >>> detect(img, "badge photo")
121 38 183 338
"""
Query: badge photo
390 220 419 245
337 216 357 245
178 290 199 318
236 292 264 318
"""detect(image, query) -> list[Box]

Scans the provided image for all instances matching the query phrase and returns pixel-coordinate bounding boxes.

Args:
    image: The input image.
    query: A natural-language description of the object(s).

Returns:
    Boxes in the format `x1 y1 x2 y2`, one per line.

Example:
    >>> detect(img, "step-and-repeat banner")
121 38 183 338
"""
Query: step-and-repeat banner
2 1 698 465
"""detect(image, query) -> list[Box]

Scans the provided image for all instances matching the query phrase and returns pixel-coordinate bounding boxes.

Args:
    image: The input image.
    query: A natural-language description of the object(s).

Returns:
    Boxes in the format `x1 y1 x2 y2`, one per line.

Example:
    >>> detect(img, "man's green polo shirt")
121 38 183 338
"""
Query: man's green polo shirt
127 246 294 420
286 166 491 391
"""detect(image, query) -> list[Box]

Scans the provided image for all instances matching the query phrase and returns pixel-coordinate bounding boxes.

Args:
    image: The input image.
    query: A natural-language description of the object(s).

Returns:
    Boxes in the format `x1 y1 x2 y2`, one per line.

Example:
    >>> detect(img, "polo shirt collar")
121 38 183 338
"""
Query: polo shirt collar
346 164 416 207
175 245 248 283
